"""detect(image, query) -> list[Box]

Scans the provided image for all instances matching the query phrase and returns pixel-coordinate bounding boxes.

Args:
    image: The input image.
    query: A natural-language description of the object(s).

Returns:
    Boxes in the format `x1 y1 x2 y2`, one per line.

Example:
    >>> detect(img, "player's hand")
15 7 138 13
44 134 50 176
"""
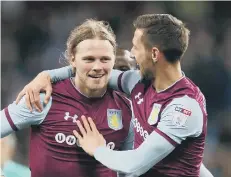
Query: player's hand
15 71 52 112
73 115 106 156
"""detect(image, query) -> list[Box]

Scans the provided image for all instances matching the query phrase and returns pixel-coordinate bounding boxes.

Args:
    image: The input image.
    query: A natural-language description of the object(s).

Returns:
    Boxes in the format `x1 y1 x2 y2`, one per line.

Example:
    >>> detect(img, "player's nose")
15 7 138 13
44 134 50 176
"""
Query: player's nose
92 60 103 71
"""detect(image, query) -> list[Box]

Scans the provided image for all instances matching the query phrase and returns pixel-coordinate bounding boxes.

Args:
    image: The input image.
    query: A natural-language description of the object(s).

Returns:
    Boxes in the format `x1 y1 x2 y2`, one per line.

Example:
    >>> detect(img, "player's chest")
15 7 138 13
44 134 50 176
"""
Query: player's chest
131 88 167 143
39 101 129 149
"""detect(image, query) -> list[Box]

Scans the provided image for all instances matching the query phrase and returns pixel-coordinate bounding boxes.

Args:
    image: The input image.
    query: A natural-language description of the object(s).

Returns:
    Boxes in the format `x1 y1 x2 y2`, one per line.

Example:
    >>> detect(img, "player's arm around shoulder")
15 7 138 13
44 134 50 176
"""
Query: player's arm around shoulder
109 69 141 96
46 65 73 83
1 93 52 138
15 66 73 113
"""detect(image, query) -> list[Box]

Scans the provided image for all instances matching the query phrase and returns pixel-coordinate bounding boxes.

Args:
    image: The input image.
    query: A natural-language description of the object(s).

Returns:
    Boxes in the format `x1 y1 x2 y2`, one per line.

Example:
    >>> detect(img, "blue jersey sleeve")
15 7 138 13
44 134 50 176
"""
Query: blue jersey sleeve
120 118 134 151
1 93 52 138
94 131 175 176
157 95 204 145
46 66 74 83
109 69 141 96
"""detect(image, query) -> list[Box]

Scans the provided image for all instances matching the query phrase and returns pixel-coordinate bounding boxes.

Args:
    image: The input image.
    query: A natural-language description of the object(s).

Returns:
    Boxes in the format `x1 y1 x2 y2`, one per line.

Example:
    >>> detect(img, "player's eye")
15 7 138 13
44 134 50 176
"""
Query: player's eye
83 57 95 62
101 57 111 62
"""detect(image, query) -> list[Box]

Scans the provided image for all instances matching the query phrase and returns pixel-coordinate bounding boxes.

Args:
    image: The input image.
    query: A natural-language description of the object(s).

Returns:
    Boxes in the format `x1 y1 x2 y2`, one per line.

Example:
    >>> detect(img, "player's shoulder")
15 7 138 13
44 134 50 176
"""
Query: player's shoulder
108 89 131 108
52 78 70 89
112 89 131 104
162 95 203 121
9 92 52 117
130 78 152 97
168 95 199 107
160 77 206 113
170 77 205 100
18 92 52 106
51 78 74 97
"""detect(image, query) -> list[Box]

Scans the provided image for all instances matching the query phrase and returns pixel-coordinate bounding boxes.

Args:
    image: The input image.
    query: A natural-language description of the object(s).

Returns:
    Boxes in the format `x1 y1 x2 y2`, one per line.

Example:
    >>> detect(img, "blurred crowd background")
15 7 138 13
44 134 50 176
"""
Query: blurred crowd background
1 1 231 177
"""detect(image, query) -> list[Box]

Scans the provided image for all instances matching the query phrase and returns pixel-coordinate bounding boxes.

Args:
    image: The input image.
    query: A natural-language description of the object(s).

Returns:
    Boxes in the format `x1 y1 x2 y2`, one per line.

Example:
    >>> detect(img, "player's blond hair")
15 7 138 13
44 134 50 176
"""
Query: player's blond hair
66 19 116 64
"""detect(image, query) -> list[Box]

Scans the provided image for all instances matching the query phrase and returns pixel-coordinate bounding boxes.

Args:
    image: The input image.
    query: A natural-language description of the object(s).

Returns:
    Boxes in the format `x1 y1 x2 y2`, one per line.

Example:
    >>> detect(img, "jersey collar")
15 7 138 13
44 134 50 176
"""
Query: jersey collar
155 72 186 93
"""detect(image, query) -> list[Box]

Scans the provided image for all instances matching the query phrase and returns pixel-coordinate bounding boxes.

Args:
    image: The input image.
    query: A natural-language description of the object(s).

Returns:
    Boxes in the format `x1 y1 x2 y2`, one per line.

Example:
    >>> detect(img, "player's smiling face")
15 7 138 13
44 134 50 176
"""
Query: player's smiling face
72 39 115 92
131 29 155 80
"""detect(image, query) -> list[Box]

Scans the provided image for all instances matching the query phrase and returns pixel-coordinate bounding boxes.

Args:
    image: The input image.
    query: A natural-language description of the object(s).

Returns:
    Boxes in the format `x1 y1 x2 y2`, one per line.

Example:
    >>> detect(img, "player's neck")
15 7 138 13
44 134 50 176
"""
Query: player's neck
80 87 107 98
73 78 107 98
153 62 183 92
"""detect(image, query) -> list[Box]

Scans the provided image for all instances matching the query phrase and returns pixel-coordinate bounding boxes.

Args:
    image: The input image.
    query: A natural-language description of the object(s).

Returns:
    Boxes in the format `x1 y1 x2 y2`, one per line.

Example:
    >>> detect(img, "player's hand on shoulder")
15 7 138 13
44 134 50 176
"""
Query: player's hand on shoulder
15 71 52 112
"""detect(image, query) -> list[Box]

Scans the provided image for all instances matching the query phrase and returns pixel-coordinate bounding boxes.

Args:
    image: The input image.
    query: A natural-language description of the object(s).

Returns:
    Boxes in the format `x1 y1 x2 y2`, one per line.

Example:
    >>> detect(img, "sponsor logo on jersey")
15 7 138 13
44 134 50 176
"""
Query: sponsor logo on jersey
64 112 78 123
55 133 115 148
135 92 143 105
106 142 115 150
175 107 192 116
172 106 191 127
55 133 78 146
107 109 123 130
148 104 162 125
133 118 149 140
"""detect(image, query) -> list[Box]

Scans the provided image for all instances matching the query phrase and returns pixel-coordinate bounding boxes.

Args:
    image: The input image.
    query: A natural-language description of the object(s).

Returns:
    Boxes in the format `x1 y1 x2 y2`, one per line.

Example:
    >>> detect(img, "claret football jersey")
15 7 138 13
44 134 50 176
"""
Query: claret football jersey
3 78 133 177
110 70 207 177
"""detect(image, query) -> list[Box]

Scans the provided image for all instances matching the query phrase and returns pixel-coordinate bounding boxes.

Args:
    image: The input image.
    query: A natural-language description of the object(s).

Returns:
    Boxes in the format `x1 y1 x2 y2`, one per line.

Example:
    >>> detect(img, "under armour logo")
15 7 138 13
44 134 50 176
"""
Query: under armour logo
64 112 78 123
135 92 143 105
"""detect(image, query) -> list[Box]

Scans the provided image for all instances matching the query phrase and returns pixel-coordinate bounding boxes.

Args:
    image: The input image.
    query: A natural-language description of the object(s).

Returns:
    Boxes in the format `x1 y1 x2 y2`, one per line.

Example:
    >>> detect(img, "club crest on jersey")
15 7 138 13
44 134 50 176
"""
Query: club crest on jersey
107 109 123 130
148 104 161 125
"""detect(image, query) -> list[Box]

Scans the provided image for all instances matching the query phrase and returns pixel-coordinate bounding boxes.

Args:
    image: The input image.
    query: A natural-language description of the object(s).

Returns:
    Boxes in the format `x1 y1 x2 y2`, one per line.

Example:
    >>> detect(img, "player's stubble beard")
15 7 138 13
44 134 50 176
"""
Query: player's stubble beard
141 55 155 82
75 68 108 97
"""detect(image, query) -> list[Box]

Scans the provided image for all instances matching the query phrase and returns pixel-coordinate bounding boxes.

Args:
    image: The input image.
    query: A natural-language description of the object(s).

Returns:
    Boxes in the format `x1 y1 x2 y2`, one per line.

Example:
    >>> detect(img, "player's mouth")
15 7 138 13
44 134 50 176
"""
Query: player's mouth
88 74 104 79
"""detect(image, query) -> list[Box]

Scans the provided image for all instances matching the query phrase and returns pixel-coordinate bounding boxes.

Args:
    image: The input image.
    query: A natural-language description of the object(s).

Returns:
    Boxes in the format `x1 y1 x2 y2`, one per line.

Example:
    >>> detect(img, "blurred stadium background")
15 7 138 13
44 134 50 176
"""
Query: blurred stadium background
1 1 231 177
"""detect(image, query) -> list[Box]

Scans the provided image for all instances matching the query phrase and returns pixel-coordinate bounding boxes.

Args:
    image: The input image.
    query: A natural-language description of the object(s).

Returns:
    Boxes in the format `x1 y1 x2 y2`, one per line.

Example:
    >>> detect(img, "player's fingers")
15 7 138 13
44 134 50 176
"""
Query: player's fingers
81 115 91 133
73 130 83 141
25 91 33 112
44 86 52 104
28 90 38 111
16 89 26 104
29 90 42 112
88 117 99 134
32 90 42 112
76 120 86 136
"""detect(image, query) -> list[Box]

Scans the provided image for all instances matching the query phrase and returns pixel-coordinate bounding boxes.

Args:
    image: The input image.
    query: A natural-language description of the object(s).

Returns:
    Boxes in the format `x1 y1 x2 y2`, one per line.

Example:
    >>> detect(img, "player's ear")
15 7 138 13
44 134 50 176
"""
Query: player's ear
151 47 159 63
70 55 76 67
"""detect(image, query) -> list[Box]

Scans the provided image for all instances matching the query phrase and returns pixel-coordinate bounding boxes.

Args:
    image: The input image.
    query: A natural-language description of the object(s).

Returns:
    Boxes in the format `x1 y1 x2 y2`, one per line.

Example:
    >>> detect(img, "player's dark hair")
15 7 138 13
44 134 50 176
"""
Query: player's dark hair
133 14 190 63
